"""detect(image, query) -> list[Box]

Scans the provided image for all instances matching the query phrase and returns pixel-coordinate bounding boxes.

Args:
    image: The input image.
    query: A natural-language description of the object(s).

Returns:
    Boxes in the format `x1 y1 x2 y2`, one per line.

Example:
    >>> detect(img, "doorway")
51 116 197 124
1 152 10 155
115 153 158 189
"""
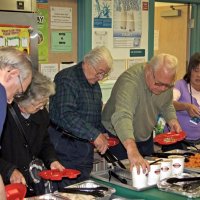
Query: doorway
154 2 190 80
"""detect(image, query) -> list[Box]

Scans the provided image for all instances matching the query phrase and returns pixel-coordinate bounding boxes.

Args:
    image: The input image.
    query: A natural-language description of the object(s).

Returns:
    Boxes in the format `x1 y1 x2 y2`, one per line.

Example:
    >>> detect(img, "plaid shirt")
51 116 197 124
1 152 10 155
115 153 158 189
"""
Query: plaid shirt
49 62 105 141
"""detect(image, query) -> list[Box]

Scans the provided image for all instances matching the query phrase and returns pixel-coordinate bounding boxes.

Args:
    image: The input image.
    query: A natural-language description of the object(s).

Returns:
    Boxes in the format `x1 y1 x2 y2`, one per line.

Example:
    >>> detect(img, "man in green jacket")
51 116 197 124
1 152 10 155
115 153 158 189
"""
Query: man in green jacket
102 53 182 173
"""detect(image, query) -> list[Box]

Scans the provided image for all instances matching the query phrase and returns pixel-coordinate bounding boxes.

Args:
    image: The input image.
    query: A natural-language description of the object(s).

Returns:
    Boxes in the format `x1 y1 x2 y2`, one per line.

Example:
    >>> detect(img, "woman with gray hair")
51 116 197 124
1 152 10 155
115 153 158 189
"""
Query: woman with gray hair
17 70 55 113
0 70 64 197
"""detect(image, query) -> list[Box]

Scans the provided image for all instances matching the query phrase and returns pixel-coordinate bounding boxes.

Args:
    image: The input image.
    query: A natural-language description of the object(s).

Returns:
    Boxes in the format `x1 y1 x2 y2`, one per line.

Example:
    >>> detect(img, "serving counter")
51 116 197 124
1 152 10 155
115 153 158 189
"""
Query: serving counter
92 178 200 200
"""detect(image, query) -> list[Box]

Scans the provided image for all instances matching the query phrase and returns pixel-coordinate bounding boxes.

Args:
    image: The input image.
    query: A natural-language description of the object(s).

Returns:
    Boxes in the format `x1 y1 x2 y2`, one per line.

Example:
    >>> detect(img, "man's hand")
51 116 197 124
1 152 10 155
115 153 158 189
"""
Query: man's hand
93 133 109 154
123 138 150 174
10 169 26 185
168 118 182 133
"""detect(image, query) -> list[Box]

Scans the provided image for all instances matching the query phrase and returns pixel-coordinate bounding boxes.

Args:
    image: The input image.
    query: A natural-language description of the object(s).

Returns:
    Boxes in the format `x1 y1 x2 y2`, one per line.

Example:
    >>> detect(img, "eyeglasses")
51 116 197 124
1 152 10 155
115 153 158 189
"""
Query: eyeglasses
14 75 25 99
93 66 109 79
152 70 174 88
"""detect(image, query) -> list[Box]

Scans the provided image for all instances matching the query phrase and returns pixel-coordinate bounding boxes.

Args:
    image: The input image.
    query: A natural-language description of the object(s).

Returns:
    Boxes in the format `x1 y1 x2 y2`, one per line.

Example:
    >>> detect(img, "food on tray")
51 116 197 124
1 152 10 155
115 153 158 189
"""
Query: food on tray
154 131 186 145
185 153 200 168
163 137 176 143
24 193 95 200
59 193 95 200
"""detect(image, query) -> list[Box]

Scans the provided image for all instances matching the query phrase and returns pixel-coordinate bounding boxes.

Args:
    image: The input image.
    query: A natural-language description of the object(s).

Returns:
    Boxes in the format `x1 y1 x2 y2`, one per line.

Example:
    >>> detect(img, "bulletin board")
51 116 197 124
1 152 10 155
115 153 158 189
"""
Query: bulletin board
38 0 77 69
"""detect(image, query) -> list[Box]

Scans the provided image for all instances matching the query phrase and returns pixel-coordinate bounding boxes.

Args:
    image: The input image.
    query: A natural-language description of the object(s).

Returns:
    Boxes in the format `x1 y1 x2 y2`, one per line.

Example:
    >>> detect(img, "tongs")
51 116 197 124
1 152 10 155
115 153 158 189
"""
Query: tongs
167 176 200 184
58 186 108 197
103 149 126 169
108 170 127 184
152 152 194 158
60 127 126 169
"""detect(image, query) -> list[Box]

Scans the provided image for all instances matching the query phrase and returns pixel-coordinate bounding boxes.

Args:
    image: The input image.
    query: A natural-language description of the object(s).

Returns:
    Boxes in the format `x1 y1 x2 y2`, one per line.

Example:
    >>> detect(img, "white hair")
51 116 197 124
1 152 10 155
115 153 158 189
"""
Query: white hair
84 46 113 70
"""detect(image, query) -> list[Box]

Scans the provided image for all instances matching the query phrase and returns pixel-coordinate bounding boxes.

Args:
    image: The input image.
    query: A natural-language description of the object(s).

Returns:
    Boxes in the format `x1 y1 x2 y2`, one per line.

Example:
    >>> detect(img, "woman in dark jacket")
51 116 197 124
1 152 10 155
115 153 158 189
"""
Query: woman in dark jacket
0 71 64 197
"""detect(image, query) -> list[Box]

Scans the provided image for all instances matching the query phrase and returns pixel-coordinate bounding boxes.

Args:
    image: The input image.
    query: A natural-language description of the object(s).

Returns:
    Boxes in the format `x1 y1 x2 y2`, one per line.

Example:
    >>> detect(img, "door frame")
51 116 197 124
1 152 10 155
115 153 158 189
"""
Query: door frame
149 0 200 60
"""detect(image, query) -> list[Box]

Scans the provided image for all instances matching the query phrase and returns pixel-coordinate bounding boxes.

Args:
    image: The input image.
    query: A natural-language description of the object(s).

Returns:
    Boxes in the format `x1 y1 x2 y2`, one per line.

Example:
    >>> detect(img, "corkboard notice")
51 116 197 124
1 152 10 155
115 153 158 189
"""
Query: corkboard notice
39 0 77 70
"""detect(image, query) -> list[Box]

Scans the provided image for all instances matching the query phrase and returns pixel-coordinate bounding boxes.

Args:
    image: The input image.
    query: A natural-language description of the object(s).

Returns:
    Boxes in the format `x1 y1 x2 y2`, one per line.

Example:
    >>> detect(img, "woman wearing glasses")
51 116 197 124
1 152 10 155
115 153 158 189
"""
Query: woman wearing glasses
163 52 200 151
0 70 64 197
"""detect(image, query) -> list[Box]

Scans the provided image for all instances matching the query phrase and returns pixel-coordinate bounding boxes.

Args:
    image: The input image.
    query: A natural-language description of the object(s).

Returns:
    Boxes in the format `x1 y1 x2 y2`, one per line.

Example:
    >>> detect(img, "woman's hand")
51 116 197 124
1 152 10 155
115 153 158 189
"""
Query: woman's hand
50 161 65 171
10 169 26 185
186 104 200 117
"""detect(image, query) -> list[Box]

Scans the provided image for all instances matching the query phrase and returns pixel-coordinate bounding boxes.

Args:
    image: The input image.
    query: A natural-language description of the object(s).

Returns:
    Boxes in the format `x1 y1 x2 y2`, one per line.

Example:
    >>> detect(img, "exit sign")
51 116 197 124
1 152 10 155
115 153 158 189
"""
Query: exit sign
130 49 145 57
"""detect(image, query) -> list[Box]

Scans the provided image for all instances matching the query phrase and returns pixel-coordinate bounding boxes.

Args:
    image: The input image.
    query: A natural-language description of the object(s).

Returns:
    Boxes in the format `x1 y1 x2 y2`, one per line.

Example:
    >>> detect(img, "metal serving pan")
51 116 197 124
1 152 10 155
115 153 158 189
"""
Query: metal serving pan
65 179 116 200
25 180 115 200
91 167 156 191
25 193 70 200
157 173 200 198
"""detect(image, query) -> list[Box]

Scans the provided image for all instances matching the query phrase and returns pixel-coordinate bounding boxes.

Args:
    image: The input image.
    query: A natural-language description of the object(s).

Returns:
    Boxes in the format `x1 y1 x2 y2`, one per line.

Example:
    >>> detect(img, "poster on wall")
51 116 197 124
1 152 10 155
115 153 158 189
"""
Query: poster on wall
51 31 72 52
37 3 49 63
51 7 72 29
0 25 30 53
93 0 112 28
92 0 149 80
93 31 108 47
40 63 58 81
113 0 142 48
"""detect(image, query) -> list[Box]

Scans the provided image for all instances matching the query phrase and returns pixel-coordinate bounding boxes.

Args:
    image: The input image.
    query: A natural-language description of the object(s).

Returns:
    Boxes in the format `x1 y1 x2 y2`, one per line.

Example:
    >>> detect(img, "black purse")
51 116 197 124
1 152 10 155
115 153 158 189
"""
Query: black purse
8 105 52 195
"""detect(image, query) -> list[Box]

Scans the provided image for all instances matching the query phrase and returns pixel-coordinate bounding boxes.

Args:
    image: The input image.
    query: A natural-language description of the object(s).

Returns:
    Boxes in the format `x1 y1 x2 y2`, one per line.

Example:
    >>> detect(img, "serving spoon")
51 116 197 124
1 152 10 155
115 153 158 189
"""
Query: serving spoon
149 159 163 165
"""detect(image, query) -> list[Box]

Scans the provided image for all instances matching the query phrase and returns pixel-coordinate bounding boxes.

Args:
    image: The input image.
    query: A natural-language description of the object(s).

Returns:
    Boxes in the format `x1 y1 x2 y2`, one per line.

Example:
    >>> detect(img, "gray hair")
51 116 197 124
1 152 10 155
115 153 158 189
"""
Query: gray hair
83 46 113 69
0 47 32 81
150 53 178 74
16 70 55 106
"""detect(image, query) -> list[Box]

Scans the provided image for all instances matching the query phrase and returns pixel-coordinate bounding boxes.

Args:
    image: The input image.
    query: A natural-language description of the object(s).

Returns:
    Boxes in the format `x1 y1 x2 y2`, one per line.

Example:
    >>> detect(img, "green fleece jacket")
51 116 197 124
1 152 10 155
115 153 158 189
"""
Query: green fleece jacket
102 63 177 142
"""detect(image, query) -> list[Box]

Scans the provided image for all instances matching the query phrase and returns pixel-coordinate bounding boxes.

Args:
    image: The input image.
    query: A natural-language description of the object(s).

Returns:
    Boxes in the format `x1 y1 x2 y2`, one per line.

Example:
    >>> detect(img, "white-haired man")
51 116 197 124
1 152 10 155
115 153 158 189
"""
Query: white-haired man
0 47 32 199
102 53 182 174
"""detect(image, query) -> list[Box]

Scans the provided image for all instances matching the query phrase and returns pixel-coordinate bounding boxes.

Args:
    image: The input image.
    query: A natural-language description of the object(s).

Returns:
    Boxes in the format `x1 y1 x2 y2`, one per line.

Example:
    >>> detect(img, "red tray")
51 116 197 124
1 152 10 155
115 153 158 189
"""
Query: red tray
38 168 81 181
108 137 119 147
154 131 186 145
5 183 27 200
91 137 119 147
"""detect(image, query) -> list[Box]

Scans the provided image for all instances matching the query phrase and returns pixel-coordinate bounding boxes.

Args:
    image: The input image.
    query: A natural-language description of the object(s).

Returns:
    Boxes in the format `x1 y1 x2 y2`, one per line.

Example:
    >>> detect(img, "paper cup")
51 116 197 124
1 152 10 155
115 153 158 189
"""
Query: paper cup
132 166 148 188
168 155 185 175
147 162 161 185
159 159 172 180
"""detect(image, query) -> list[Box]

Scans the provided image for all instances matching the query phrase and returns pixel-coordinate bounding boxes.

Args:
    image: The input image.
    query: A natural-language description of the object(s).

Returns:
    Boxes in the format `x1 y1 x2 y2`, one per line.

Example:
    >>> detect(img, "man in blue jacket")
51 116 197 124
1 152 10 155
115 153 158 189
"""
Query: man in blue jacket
0 47 32 199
